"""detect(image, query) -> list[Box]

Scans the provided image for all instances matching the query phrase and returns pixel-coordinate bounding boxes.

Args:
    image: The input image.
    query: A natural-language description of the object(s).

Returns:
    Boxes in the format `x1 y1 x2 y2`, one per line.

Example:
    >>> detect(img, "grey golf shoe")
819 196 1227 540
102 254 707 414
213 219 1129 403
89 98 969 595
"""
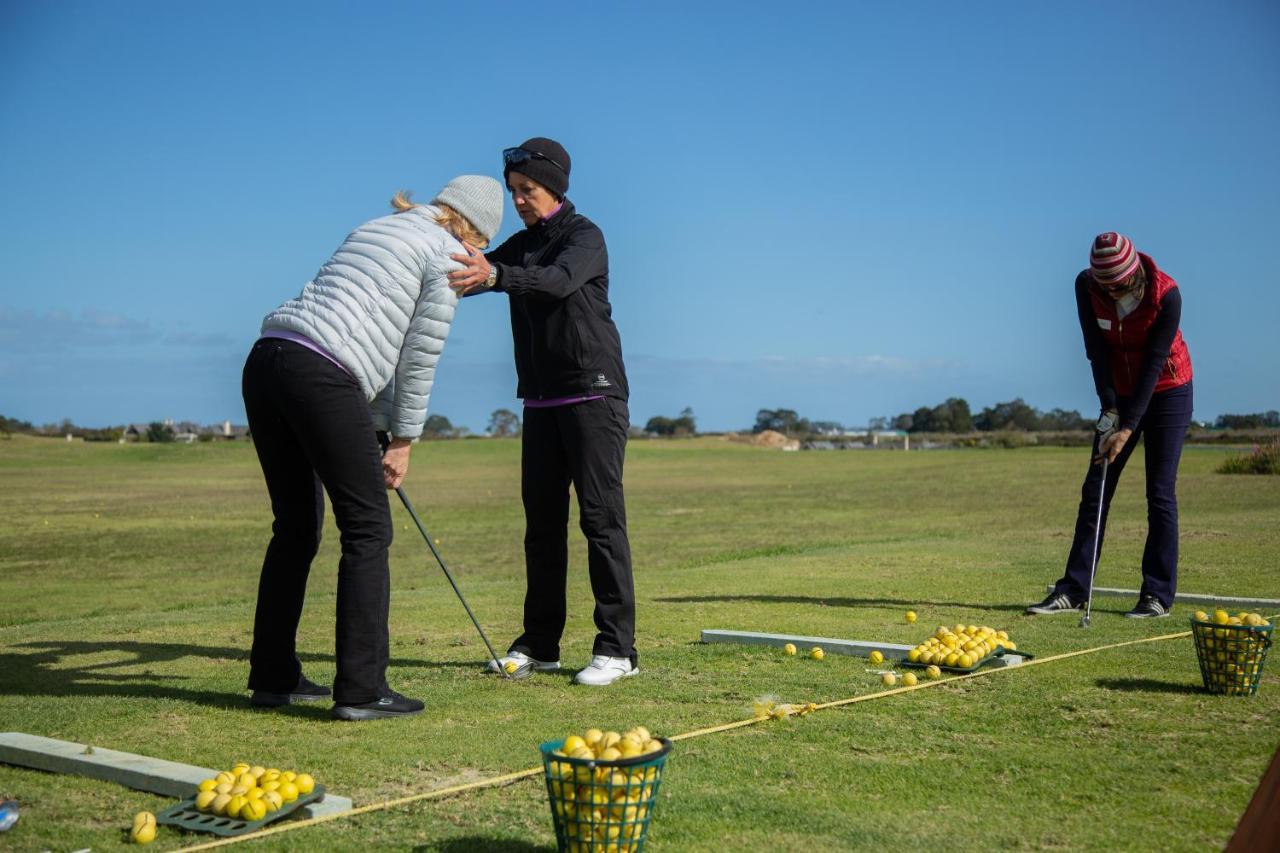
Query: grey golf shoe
1025 592 1083 615
486 651 561 680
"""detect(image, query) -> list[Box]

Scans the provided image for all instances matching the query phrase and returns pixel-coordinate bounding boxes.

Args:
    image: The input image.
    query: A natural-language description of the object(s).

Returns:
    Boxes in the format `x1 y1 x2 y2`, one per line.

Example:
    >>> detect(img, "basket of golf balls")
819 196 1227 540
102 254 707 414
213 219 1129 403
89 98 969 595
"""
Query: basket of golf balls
1191 610 1272 697
541 727 671 852
903 624 1017 672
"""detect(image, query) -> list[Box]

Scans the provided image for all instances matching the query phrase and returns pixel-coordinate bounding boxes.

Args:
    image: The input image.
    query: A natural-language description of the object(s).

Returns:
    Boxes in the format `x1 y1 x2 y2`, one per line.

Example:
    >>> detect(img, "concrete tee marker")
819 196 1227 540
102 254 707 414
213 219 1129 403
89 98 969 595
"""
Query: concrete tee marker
0 733 352 818
700 629 1027 668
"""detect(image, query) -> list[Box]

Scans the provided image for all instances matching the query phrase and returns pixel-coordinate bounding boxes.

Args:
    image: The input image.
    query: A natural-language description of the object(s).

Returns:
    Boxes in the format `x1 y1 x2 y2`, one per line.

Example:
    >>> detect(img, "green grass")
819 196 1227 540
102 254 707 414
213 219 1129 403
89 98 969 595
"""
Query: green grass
1 435 1277 851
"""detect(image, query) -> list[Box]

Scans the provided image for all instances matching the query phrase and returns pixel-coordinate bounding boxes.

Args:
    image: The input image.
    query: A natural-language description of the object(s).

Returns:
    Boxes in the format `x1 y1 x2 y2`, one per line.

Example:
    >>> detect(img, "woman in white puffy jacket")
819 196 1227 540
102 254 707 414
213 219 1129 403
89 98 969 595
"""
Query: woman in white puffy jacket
241 175 503 721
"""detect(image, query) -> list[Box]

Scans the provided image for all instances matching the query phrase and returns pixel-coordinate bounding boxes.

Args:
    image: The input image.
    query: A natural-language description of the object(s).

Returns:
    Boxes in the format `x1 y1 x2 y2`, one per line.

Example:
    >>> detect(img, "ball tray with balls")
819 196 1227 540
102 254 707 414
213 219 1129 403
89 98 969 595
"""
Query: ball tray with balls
155 785 325 837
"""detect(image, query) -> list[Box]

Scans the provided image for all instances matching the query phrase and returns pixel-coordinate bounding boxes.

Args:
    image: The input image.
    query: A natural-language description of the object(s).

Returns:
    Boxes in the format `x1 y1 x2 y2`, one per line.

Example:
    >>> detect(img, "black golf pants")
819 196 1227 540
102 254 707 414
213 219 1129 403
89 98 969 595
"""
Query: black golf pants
512 398 637 665
241 338 392 704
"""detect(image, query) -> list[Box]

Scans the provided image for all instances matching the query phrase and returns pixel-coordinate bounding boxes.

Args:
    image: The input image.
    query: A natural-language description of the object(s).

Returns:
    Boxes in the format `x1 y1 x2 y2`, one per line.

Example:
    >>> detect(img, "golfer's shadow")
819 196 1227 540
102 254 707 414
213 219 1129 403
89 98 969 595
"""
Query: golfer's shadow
414 840 551 853
655 594 1029 614
1 640 467 713
1094 677 1203 695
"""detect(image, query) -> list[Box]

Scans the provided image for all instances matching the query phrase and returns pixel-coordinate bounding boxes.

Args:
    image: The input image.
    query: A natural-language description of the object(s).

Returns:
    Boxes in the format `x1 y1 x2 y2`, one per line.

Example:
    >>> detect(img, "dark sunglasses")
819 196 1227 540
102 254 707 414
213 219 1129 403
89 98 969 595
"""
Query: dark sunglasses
503 147 567 174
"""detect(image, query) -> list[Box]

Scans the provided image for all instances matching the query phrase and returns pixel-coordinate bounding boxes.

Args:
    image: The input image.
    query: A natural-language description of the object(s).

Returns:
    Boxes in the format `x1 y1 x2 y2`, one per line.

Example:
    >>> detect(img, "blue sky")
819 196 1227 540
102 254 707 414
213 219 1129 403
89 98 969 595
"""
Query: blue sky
2 1 1277 431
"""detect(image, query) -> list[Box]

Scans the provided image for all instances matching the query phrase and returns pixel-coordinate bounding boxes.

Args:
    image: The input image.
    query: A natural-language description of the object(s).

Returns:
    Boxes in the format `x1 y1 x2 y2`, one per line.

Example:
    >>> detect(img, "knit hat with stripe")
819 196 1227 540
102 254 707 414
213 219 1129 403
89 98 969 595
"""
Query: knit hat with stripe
1090 232 1141 285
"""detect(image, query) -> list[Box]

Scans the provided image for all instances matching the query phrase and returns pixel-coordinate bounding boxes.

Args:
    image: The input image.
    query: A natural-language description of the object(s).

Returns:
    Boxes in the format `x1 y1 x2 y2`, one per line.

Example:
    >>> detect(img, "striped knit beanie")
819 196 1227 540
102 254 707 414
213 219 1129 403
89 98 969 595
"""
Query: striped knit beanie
1090 232 1141 285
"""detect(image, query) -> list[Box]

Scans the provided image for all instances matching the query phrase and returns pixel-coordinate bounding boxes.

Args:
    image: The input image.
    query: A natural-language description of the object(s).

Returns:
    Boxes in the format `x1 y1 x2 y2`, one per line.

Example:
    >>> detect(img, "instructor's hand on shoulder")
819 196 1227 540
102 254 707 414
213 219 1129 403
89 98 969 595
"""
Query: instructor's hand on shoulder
448 243 492 295
383 438 412 489
1094 428 1133 465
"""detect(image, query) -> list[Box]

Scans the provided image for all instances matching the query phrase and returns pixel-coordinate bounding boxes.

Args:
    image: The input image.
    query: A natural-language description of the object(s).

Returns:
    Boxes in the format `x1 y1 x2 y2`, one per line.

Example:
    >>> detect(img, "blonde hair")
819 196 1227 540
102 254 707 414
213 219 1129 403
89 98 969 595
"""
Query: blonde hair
390 190 489 248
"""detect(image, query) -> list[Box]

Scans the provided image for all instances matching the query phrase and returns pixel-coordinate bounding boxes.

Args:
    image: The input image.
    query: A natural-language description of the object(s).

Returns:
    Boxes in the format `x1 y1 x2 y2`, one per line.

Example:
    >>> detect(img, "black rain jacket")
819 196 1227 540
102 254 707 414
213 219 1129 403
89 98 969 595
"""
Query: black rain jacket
485 200 629 402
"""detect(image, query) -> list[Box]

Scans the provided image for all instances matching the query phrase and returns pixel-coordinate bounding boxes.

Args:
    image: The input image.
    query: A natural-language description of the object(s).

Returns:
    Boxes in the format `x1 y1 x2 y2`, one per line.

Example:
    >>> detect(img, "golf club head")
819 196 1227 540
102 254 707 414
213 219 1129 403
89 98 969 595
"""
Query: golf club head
1080 614 1090 628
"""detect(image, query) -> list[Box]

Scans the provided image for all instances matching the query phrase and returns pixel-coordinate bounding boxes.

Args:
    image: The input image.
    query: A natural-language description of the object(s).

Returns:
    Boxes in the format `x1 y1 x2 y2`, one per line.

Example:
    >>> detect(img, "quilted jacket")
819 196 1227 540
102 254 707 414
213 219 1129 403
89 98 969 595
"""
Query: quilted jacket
261 205 463 438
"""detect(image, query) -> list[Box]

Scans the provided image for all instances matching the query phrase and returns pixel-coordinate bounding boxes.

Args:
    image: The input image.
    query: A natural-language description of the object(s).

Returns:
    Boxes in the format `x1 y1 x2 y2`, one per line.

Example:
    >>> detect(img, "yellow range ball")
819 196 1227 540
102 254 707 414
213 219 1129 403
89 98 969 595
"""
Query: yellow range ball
881 672 897 687
905 610 917 623
902 672 918 686
783 642 797 656
868 650 884 664
810 647 825 660
503 660 518 674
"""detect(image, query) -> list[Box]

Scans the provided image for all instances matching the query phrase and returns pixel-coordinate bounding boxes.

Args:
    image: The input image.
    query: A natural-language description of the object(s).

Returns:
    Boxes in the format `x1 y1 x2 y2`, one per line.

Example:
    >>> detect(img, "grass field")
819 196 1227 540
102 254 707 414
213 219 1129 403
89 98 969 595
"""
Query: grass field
1 435 1277 851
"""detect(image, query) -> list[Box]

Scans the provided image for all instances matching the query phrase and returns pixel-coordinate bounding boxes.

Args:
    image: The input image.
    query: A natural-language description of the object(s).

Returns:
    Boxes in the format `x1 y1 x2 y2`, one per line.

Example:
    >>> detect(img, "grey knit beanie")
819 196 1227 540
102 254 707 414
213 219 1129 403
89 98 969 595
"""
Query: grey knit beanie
432 175 504 242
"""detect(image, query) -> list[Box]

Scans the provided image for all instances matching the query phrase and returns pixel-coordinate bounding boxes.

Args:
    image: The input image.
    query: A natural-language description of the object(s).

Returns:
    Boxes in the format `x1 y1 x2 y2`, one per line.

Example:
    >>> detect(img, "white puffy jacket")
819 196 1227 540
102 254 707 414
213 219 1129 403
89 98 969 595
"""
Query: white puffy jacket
260 205 462 439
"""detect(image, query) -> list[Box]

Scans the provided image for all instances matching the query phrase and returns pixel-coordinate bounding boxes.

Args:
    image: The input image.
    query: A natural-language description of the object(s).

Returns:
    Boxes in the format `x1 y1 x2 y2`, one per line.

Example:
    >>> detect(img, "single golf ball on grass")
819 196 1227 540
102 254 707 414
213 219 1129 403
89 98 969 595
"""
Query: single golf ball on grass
902 672 917 686
783 642 797 656
868 650 884 664
810 646 824 660
504 660 519 674
130 811 156 844
881 672 897 687
905 610 917 623
925 665 942 680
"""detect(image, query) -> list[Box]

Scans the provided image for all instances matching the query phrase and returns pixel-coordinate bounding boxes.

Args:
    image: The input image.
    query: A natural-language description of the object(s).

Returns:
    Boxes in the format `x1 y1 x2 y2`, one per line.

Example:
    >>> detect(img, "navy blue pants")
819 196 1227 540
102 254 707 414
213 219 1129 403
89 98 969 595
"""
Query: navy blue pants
1054 382 1193 608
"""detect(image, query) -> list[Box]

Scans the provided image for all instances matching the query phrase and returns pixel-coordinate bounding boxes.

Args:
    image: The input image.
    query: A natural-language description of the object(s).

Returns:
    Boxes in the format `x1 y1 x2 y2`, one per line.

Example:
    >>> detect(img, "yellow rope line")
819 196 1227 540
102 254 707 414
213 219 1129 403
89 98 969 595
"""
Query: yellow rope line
180 630 1191 850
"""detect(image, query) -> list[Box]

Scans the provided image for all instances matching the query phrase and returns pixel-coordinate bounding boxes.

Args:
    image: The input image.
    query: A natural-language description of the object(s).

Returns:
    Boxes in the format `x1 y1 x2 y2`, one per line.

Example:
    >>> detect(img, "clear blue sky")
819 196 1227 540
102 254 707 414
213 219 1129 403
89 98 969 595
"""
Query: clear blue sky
2 1 1277 431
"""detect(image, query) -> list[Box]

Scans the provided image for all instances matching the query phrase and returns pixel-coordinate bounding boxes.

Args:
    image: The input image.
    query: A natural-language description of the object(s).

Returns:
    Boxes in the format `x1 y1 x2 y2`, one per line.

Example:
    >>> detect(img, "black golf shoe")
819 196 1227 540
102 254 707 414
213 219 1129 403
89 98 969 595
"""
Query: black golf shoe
1025 592 1083 615
1125 595 1171 619
251 675 332 707
331 689 424 721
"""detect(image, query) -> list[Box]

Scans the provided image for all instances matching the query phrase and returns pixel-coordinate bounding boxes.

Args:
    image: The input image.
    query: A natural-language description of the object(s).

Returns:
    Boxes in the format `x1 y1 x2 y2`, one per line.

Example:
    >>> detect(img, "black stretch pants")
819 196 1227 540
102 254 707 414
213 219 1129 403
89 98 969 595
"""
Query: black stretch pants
1055 381 1193 608
512 398 637 665
241 338 392 704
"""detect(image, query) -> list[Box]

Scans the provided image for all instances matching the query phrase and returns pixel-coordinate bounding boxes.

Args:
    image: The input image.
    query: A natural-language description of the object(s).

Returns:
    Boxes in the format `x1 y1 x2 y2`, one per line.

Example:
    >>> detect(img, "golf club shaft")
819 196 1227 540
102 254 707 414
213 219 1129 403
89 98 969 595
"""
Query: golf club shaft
1082 456 1109 627
395 487 508 677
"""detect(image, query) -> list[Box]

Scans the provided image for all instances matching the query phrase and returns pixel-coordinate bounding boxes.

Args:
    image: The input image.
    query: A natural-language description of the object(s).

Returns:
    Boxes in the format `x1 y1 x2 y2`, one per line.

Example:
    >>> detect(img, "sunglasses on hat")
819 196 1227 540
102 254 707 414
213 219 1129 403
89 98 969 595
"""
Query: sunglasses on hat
503 147 567 174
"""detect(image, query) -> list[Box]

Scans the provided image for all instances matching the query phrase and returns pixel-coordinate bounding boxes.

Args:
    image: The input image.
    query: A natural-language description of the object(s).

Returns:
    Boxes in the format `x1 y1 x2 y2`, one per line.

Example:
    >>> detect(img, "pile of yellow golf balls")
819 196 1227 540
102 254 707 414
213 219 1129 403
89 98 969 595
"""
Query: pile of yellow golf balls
907 624 1014 669
192 763 316 822
547 727 665 849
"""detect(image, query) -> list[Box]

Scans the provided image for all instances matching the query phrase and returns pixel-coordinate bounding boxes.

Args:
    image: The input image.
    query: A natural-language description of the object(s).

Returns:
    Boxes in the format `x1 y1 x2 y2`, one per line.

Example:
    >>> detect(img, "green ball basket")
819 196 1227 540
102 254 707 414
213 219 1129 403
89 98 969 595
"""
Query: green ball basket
539 737 672 853
1190 616 1272 696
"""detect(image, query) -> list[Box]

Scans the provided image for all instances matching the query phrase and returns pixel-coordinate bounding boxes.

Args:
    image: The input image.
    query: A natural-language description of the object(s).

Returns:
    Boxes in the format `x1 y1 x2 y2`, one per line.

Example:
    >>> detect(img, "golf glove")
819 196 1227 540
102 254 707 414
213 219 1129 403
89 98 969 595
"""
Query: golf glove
1095 409 1118 446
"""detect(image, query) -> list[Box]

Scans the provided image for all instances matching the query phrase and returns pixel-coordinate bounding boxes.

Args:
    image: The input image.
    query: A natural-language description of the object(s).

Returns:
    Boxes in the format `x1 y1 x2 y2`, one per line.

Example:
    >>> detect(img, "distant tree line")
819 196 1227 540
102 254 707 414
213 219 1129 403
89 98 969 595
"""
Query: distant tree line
1215 411 1280 429
645 407 697 436
886 398 1094 434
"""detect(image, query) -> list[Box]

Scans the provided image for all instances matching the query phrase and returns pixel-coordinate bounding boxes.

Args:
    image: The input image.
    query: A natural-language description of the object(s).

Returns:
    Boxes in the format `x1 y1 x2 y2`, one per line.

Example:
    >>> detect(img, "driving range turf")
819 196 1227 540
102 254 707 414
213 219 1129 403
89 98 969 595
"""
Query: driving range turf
1 435 1277 850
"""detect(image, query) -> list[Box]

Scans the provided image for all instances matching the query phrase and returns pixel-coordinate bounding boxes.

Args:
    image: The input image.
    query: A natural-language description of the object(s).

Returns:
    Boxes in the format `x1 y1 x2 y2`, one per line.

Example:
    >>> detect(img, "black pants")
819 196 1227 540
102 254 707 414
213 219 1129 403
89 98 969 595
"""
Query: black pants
512 398 637 665
1055 381 1193 608
241 338 392 704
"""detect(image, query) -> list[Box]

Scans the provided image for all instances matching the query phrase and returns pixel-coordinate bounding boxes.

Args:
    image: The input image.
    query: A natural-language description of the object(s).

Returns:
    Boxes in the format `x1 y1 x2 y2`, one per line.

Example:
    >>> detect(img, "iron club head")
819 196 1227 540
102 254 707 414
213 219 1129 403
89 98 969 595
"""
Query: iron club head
1080 614 1090 628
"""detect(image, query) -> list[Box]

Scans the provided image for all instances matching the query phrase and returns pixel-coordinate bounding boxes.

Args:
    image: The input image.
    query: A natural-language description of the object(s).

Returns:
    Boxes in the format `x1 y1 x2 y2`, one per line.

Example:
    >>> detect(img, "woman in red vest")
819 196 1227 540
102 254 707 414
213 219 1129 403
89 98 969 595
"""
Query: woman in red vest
1027 232 1193 619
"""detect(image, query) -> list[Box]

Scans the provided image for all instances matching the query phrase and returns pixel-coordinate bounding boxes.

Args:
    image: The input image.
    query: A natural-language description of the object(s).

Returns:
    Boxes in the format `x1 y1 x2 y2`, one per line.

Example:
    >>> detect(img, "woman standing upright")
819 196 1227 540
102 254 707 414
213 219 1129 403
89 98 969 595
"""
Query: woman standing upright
449 137 638 686
1027 232 1193 619
243 175 503 719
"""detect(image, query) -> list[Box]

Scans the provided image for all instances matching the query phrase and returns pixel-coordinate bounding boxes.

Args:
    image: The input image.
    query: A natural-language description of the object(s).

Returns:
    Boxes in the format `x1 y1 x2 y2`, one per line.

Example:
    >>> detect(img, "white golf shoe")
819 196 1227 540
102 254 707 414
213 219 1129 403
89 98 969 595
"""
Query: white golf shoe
486 650 560 679
573 655 639 686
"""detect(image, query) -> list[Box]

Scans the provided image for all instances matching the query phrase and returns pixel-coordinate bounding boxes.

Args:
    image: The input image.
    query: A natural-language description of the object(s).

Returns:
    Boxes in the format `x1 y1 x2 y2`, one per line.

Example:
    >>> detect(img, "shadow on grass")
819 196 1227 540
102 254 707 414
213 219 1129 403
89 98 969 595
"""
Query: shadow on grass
1095 677 1204 696
413 840 552 853
0 640 478 711
655 593 1030 614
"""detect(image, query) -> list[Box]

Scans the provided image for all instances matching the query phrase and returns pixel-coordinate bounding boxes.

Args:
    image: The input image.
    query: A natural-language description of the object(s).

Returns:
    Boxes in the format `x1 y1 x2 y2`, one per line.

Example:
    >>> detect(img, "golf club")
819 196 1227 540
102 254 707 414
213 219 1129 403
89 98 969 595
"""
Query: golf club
395 487 510 679
1080 457 1109 628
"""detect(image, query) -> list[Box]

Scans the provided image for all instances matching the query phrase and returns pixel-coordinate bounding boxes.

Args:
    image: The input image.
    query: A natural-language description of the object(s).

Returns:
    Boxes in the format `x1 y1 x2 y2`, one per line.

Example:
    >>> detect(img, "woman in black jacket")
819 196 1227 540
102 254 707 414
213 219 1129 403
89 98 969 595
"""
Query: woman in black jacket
450 137 638 686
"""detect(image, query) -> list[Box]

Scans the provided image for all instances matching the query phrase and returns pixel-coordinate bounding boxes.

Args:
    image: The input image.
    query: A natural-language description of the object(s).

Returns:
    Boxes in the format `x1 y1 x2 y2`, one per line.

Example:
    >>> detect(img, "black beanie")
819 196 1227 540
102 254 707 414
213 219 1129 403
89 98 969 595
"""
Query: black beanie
504 137 571 198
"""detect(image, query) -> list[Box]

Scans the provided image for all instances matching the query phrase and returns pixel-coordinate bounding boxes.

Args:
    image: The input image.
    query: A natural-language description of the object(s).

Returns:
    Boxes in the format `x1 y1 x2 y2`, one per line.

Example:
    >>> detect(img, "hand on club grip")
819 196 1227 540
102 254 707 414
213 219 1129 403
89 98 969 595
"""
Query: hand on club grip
383 438 412 489
1094 428 1132 465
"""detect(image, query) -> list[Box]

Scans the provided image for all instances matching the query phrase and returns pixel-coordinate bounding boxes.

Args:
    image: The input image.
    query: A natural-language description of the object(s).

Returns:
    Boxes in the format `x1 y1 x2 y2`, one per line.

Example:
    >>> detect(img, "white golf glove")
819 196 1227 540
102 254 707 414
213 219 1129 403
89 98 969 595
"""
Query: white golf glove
1095 409 1118 446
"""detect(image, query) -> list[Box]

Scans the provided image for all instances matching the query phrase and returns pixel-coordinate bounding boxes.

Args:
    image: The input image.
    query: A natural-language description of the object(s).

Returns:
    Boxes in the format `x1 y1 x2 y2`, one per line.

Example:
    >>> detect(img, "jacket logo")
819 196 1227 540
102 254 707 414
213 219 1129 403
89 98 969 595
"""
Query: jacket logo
1096 318 1112 330
591 373 611 389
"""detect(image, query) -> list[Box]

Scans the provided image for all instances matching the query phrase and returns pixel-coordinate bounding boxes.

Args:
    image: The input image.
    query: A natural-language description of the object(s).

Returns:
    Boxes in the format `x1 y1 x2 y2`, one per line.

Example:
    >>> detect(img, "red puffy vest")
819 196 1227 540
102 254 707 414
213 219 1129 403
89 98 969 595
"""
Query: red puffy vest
1087 253 1192 397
